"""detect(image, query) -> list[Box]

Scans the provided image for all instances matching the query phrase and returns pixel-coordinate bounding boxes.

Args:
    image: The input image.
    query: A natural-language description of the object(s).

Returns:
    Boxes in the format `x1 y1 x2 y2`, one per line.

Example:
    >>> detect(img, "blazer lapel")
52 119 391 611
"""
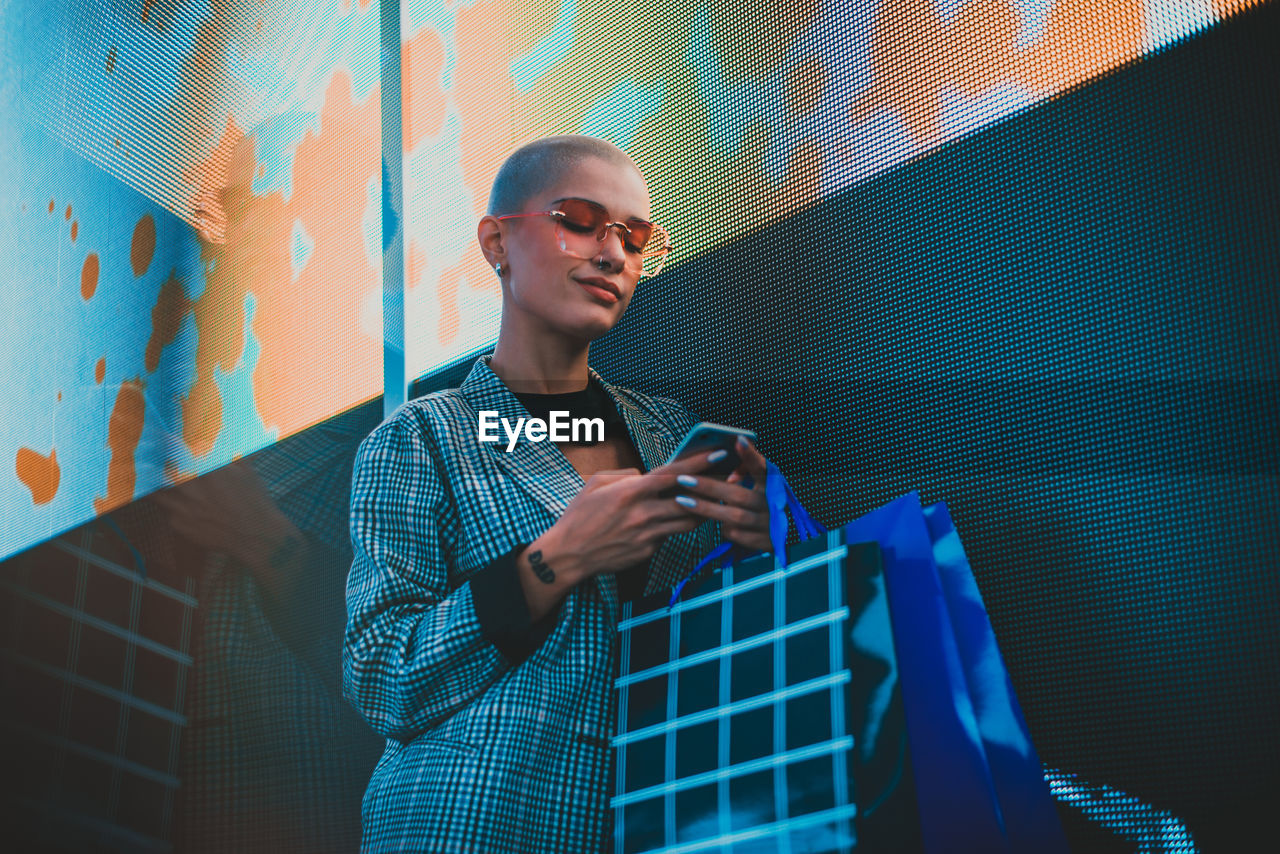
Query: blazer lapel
594 375 680 474
592 382 684 612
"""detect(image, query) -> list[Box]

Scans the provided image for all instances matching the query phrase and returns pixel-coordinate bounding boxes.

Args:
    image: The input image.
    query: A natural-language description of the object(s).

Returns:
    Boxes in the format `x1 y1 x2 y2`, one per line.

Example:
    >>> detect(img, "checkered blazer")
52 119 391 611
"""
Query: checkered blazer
343 354 719 853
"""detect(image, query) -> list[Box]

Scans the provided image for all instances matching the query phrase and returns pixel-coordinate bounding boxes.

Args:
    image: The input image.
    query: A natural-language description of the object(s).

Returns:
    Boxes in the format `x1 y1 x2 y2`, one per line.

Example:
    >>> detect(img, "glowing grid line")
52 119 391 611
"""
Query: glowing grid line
611 671 851 746
616 545 849 631
773 549 791 854
630 804 861 854
614 600 633 854
825 530 853 850
615 607 849 687
614 539 869 851
664 600 681 846
611 736 855 808
717 562 734 846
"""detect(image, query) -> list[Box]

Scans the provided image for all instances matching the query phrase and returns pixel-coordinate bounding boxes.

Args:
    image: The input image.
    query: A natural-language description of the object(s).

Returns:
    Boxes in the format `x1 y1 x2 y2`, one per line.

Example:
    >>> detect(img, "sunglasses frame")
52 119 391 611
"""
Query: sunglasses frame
496 197 672 277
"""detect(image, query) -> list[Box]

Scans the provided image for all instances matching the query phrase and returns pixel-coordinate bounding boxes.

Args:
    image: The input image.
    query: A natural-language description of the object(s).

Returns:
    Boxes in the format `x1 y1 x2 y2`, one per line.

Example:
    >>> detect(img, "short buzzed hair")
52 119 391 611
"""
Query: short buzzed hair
487 135 640 217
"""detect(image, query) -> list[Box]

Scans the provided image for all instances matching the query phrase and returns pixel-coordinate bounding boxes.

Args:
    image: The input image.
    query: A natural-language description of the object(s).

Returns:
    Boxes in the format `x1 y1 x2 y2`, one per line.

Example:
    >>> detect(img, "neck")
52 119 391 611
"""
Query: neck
489 326 592 395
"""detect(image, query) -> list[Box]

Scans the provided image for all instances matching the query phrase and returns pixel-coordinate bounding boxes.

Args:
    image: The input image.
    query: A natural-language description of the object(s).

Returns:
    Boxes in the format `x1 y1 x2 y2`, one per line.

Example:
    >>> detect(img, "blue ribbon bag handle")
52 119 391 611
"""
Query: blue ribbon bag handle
669 460 825 608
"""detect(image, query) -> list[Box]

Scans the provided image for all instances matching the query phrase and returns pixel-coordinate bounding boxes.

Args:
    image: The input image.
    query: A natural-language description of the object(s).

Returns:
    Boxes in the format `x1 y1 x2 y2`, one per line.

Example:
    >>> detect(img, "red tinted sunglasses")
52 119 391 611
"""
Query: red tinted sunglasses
497 197 672 277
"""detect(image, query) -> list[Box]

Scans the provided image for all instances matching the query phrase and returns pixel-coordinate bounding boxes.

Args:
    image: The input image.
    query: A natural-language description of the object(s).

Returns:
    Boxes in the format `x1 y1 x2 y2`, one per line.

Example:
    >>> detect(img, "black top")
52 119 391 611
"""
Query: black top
508 375 631 446
470 371 649 664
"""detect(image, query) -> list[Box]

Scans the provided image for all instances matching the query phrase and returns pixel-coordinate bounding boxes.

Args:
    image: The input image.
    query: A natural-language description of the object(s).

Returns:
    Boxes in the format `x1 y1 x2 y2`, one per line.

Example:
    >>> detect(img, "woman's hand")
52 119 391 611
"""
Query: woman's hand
670 436 773 553
515 449 733 620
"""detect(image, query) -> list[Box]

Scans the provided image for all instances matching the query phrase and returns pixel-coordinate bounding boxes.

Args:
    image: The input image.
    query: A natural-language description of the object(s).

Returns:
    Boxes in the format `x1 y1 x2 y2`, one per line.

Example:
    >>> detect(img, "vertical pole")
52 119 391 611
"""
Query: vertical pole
381 0 406 420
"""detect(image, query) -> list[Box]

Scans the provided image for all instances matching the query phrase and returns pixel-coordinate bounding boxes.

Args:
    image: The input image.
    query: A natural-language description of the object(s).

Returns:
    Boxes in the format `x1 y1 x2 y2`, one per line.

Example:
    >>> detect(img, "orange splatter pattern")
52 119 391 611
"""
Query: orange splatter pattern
71 221 78 242
16 447 60 505
163 459 198 486
186 115 245 245
96 357 106 384
94 379 146 515
427 0 520 346
403 27 448 153
850 0 1146 149
177 71 381 456
81 253 100 300
145 270 190 372
132 214 156 277
710 1 822 84
786 58 827 119
1211 1 1258 17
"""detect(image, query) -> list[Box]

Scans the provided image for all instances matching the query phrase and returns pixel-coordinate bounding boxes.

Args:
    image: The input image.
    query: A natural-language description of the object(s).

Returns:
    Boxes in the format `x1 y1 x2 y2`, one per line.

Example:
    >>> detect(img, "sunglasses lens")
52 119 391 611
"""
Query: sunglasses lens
552 199 669 276
554 199 607 258
620 221 652 255
557 198 606 235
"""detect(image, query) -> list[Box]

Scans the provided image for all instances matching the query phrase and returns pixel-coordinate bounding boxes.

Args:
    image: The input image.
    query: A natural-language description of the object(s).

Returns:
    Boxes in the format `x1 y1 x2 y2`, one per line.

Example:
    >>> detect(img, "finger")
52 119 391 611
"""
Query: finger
637 495 709 524
672 473 768 508
649 515 705 540
671 494 766 529
585 467 643 488
735 436 769 477
642 449 734 493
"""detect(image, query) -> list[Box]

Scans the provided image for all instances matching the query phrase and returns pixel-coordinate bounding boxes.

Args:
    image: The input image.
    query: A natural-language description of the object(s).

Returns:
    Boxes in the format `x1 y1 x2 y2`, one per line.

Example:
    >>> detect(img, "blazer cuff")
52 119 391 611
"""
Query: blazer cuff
471 542 557 665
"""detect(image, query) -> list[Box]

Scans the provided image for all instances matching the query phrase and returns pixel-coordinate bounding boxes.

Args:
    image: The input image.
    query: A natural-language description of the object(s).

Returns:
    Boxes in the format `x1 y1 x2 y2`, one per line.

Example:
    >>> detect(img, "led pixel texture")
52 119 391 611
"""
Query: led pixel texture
590 4 1278 850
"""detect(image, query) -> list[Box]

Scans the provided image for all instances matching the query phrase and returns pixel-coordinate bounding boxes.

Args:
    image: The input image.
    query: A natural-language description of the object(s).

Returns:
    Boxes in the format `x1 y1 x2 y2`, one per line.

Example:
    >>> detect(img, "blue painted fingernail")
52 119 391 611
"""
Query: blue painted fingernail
677 474 698 487
708 449 728 462
675 495 697 508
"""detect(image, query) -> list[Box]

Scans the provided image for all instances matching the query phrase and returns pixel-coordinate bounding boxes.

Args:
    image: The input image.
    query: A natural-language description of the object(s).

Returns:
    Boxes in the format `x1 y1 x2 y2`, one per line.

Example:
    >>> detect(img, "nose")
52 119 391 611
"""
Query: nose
594 223 630 270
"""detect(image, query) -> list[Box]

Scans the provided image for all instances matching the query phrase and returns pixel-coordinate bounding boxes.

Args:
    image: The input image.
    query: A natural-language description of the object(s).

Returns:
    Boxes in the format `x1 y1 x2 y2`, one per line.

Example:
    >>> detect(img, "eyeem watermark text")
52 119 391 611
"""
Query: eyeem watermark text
478 410 604 452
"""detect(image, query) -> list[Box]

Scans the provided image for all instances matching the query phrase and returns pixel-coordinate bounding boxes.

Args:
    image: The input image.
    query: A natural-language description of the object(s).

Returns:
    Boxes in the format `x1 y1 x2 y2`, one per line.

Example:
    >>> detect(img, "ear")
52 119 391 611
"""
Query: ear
477 215 507 270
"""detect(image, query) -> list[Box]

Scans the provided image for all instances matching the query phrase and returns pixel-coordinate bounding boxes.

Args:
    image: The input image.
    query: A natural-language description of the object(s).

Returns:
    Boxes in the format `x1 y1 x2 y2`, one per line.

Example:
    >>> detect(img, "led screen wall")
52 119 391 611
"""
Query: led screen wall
0 1 1275 851
399 0 1263 380
2 1 382 563
2 1 1265 574
584 3 1278 850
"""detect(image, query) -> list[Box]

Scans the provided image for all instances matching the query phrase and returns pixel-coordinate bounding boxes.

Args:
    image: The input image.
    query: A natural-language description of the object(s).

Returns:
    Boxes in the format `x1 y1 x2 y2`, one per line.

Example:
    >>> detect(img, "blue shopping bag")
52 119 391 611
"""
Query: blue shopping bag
845 492 1068 854
922 501 1068 854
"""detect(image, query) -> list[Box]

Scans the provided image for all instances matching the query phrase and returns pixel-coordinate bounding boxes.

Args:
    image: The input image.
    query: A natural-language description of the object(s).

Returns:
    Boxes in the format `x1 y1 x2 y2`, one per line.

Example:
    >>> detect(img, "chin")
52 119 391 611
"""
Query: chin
559 311 619 343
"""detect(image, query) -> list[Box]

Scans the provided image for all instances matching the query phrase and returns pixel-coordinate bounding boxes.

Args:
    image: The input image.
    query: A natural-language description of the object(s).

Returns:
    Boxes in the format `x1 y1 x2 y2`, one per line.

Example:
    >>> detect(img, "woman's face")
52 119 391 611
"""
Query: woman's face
496 155 652 343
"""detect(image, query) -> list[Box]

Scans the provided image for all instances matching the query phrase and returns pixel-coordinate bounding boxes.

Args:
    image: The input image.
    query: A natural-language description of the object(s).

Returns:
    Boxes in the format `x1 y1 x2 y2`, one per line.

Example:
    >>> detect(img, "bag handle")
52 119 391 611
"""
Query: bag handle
668 460 825 607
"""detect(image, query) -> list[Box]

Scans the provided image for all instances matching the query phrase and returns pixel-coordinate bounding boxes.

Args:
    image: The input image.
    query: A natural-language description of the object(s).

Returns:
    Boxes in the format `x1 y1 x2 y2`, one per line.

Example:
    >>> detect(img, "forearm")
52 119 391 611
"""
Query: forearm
514 527 590 622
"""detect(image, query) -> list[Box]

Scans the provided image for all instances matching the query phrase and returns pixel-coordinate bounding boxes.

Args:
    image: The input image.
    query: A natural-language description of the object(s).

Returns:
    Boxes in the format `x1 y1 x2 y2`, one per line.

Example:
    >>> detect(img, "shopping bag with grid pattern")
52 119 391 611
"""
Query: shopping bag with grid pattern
612 464 1066 853
611 463 920 853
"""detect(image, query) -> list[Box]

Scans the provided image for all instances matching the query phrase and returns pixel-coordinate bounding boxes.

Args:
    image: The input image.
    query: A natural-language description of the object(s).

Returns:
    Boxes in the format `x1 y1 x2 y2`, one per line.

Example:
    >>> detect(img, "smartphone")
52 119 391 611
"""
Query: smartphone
666 422 758 477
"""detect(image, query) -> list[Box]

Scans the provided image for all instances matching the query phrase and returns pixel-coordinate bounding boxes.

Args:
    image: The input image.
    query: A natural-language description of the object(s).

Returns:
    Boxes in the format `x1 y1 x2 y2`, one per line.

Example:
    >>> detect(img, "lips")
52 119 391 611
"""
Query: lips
575 277 620 303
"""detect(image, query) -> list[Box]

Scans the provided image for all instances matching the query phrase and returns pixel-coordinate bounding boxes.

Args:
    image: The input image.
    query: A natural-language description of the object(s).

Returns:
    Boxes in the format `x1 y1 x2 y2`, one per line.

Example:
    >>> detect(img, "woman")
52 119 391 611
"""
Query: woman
343 135 777 852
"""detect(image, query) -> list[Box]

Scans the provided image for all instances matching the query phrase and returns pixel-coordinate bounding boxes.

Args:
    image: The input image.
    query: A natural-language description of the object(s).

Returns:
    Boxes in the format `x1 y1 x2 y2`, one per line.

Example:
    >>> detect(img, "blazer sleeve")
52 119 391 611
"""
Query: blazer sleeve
342 408 510 741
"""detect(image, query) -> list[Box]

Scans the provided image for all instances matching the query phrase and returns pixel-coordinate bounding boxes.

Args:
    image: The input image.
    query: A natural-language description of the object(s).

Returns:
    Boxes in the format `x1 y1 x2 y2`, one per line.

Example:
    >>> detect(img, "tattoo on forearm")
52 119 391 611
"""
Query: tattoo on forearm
527 549 555 584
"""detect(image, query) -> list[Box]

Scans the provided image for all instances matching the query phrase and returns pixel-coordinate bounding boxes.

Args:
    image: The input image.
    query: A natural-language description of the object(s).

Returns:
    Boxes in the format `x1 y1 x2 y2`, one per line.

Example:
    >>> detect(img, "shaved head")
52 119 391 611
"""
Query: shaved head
487 135 642 216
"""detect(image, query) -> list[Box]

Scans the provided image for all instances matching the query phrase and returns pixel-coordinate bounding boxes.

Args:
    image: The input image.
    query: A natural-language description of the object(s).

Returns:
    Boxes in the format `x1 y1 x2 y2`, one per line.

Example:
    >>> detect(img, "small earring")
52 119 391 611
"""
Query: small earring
494 263 503 277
